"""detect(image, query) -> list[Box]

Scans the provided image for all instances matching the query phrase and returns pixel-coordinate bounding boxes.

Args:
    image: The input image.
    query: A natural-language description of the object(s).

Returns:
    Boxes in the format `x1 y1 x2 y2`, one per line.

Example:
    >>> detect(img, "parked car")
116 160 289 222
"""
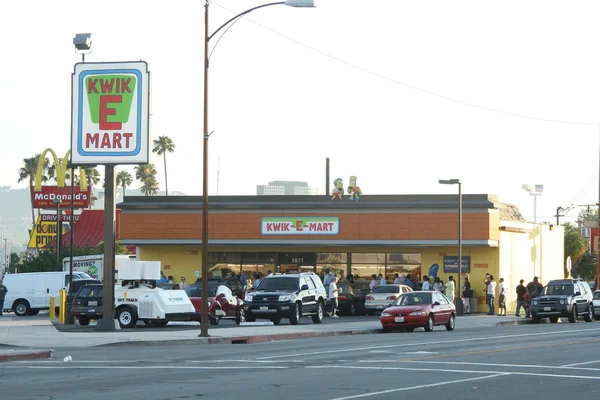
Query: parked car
71 284 104 326
185 283 245 325
365 284 413 315
380 291 456 332
530 279 594 323
66 278 102 303
336 282 366 316
593 290 600 320
195 276 245 298
244 272 326 325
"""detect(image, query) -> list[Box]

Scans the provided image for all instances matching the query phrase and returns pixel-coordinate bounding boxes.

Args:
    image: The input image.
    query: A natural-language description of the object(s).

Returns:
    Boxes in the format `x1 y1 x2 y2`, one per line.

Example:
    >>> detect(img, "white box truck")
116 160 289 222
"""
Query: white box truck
3 271 93 316
63 254 136 280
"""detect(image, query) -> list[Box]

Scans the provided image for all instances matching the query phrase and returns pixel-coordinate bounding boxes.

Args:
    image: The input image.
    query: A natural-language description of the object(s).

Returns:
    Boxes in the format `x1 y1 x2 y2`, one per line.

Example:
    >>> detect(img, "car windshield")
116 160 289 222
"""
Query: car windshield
185 286 217 298
75 285 103 298
372 285 400 294
74 272 92 280
256 277 298 291
338 283 353 294
393 292 432 306
542 284 574 296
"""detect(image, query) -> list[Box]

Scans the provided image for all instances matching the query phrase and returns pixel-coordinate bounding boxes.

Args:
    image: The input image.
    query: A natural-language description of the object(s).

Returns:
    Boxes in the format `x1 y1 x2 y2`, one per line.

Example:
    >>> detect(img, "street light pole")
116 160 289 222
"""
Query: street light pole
199 0 316 338
53 198 62 271
439 179 463 316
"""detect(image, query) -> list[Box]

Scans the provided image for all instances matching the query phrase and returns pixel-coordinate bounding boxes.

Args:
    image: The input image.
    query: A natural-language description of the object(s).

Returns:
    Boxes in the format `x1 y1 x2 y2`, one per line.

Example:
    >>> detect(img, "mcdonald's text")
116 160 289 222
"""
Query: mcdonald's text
31 186 91 209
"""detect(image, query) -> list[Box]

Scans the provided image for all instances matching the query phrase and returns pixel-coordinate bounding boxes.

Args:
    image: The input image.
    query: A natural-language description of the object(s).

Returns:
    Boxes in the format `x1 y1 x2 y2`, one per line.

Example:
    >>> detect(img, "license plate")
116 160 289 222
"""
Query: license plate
544 307 551 311
260 306 268 311
395 317 404 323
88 301 97 306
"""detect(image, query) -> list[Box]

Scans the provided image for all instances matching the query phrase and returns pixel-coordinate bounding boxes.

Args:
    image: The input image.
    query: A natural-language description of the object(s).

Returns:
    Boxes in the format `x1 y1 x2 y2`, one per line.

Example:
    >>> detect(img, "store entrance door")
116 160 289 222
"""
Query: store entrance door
278 253 316 274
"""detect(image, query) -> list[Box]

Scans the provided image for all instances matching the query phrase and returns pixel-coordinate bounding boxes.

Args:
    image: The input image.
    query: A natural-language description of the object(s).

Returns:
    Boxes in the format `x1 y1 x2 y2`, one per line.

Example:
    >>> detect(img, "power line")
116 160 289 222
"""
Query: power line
212 1 600 127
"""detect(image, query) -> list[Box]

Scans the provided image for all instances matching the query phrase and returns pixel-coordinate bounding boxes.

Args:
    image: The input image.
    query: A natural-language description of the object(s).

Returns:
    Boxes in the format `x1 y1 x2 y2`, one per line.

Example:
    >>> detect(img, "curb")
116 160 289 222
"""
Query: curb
0 350 53 363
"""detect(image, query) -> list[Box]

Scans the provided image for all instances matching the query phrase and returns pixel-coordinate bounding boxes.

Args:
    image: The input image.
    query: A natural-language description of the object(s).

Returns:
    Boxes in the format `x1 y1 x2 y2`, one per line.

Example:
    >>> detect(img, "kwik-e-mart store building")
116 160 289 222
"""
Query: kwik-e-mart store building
117 194 564 312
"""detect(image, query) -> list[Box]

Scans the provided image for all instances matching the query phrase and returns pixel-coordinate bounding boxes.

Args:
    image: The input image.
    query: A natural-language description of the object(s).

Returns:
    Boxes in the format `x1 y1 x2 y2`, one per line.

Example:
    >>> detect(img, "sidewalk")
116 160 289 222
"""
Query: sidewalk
0 312 524 354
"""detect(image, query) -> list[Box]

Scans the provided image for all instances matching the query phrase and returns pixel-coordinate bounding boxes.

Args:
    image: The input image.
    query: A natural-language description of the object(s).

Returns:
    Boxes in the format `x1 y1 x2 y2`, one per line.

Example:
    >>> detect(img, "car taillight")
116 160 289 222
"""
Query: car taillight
386 296 397 300
366 296 374 300
72 299 80 305
338 296 347 301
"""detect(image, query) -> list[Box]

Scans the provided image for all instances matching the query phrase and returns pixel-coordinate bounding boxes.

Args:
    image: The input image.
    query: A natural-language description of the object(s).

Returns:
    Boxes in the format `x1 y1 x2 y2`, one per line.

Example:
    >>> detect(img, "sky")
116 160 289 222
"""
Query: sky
2 0 600 225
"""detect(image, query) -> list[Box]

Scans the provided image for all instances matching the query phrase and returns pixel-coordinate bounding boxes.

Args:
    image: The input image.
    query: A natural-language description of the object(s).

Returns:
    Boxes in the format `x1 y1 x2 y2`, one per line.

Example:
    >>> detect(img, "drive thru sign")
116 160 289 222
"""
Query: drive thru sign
71 61 150 165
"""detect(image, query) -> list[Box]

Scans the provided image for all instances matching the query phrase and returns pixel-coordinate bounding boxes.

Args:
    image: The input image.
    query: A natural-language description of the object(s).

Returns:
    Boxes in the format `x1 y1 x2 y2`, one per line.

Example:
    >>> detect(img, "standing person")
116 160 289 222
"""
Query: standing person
525 276 543 318
498 278 507 316
462 276 472 314
179 276 188 290
515 279 526 317
369 274 379 292
404 274 414 290
167 276 174 284
445 276 455 304
487 275 496 315
323 270 333 286
421 276 431 291
433 277 444 292
393 273 401 284
379 273 386 286
0 279 7 316
329 276 339 317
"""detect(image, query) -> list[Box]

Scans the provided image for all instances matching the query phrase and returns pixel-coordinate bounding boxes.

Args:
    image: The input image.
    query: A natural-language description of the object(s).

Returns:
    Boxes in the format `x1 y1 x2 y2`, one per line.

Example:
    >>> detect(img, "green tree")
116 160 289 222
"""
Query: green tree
18 154 50 227
116 170 133 198
577 252 597 282
9 252 21 274
134 164 159 196
564 222 587 277
152 136 175 196
95 241 130 255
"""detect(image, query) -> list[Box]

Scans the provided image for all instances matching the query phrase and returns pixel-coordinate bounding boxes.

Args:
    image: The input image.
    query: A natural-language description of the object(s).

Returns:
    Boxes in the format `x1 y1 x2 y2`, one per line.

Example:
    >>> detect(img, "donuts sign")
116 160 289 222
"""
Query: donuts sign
71 61 150 165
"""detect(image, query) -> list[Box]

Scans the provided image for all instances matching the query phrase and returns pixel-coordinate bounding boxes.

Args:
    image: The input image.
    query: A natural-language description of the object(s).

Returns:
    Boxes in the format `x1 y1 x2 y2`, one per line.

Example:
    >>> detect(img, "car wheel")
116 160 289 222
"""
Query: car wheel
79 316 90 326
13 300 30 317
424 314 434 332
405 327 415 333
569 305 577 323
584 304 594 322
549 317 559 323
235 307 246 325
312 302 324 324
117 307 137 329
445 314 455 331
290 303 301 325
209 313 220 326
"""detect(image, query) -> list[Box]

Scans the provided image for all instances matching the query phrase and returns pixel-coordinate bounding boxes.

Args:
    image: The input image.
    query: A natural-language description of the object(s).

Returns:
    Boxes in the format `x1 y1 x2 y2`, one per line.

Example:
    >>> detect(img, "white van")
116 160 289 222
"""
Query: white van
2 271 92 316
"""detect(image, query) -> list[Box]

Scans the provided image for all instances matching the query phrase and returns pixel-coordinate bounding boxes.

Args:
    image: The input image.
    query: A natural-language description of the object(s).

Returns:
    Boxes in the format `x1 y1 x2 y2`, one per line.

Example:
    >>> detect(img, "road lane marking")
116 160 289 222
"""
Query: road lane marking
22 366 287 370
324 374 507 400
361 360 600 372
308 365 600 381
256 327 600 360
562 360 600 367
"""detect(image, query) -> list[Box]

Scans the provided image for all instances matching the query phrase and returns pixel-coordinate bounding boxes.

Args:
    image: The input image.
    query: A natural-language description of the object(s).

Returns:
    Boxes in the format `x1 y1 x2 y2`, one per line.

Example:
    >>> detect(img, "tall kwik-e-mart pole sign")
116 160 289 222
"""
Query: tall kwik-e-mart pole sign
71 61 150 165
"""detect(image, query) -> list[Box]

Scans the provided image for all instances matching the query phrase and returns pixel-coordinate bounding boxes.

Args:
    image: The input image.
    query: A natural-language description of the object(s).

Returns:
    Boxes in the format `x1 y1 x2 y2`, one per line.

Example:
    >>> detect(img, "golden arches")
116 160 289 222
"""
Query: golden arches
34 149 88 191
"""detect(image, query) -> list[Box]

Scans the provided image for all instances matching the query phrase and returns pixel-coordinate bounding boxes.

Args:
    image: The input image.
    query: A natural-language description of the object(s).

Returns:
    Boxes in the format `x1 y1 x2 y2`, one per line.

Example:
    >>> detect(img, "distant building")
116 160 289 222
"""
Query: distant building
257 181 319 196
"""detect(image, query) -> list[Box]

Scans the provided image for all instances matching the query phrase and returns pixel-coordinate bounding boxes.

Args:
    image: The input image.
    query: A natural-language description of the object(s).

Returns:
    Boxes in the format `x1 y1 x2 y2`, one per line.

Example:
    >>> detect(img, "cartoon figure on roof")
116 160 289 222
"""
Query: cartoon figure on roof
347 175 362 201
331 178 344 200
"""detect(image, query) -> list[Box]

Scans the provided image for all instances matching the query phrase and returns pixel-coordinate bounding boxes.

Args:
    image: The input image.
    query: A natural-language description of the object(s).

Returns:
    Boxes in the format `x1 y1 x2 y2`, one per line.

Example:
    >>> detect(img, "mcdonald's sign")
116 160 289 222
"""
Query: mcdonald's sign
30 148 92 209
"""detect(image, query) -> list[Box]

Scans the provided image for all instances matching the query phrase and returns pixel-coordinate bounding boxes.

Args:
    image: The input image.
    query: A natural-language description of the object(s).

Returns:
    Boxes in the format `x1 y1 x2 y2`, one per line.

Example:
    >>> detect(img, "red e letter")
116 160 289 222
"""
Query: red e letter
100 95 122 130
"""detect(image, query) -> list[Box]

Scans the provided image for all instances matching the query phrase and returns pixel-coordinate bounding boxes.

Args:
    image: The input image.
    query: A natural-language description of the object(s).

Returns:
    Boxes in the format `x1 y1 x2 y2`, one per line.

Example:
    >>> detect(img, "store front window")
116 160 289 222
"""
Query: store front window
351 253 386 280
387 253 422 282
208 252 241 278
241 253 277 282
317 253 347 280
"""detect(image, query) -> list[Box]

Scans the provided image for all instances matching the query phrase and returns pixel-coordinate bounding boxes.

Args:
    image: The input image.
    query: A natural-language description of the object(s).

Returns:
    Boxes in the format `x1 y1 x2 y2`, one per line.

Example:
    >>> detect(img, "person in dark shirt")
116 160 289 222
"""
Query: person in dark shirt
525 276 543 318
515 279 526 317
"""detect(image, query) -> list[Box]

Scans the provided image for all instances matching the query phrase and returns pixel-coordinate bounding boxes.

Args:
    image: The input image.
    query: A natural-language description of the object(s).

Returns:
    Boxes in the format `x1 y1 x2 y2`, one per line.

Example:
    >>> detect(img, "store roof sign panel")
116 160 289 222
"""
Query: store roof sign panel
261 217 340 235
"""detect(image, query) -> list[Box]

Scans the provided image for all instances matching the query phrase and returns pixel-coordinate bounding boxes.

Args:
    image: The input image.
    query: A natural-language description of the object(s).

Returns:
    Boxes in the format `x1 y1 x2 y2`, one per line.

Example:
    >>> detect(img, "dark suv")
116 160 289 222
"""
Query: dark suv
530 279 594 323
244 273 326 325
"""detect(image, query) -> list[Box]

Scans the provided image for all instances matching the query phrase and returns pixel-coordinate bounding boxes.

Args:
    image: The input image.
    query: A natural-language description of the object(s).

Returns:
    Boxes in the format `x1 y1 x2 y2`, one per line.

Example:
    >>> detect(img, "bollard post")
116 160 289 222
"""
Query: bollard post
49 297 56 319
59 289 66 324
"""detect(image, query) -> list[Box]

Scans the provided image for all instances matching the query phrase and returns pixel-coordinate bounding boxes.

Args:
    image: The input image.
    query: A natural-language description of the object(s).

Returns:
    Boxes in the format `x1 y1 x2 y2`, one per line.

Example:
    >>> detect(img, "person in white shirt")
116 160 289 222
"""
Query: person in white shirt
498 278 508 316
445 276 455 304
393 273 401 284
329 276 339 317
369 275 379 292
487 275 497 315
421 276 431 291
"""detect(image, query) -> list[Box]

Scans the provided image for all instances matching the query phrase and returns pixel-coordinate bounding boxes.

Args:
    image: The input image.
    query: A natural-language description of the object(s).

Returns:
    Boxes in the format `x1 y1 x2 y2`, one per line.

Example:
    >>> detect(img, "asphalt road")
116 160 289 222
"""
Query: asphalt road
4 323 600 400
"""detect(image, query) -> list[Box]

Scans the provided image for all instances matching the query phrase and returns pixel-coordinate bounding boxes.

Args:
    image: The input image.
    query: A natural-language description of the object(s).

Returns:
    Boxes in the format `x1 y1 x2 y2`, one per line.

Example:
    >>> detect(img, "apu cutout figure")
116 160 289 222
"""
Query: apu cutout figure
331 178 344 200
347 176 362 201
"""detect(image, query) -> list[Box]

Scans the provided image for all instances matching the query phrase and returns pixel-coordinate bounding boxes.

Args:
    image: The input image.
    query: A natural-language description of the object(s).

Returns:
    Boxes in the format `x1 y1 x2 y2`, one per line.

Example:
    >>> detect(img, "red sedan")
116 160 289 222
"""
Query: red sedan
185 283 245 325
380 291 456 332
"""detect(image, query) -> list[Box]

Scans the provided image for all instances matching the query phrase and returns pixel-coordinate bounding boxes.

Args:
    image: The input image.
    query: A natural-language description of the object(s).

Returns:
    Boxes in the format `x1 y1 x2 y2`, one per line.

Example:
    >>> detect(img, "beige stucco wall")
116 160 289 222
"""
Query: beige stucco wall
499 224 565 312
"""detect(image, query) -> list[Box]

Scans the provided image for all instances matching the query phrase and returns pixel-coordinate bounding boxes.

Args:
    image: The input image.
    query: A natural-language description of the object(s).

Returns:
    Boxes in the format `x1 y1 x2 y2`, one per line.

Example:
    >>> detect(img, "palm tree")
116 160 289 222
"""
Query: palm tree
152 136 175 196
134 164 159 196
18 153 50 227
116 170 133 198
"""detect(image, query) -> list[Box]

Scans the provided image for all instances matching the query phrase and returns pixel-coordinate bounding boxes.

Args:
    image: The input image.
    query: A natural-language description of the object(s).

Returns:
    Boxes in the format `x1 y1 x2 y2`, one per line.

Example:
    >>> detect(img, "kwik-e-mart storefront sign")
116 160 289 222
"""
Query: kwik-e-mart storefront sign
261 217 340 235
30 148 91 209
71 61 150 165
